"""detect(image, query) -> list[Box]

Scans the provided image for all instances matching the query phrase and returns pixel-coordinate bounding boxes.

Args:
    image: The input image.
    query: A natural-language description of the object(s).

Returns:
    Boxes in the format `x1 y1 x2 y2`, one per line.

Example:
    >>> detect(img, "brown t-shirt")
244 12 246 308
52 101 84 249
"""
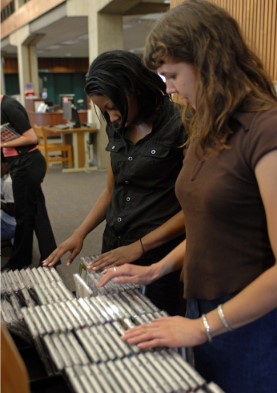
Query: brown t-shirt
176 106 277 299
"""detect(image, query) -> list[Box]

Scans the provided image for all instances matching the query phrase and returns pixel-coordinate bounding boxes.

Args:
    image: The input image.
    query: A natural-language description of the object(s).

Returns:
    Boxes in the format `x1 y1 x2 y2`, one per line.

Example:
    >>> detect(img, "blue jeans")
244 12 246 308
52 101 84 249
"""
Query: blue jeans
1 218 16 242
186 296 277 393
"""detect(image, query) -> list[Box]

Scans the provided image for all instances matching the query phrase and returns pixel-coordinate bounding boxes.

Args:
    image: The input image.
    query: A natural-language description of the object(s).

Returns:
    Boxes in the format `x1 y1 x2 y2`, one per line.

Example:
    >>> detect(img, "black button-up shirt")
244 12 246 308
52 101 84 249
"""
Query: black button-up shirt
103 99 186 250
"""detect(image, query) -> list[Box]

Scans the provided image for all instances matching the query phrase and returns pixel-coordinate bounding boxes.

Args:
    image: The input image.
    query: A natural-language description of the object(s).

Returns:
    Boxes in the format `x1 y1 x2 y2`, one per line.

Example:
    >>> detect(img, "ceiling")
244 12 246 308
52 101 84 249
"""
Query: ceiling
36 13 165 58
1 2 169 59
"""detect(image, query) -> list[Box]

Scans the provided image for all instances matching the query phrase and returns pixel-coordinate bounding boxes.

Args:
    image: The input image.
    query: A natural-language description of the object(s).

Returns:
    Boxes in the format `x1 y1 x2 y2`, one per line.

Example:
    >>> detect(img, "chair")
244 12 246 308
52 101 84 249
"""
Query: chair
34 124 73 170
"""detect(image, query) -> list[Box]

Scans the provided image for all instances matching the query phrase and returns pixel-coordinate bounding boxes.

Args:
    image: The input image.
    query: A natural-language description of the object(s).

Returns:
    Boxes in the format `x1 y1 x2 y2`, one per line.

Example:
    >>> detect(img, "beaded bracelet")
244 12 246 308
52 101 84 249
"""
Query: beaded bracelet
202 314 212 342
217 304 233 331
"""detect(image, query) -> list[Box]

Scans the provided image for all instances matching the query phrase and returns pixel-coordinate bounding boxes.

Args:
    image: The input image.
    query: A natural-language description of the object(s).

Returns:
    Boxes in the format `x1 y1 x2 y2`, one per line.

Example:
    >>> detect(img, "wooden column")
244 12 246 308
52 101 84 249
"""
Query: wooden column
170 0 277 81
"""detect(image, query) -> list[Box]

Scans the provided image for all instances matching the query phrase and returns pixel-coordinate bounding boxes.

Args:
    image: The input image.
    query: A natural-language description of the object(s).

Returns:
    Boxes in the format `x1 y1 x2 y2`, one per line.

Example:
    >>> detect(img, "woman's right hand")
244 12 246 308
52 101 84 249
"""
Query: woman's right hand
97 263 156 288
42 233 84 267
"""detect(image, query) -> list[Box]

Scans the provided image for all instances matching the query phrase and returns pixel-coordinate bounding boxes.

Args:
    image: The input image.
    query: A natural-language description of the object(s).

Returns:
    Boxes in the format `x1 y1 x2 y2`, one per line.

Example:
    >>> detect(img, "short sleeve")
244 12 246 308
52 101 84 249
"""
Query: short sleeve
246 107 277 169
3 99 31 134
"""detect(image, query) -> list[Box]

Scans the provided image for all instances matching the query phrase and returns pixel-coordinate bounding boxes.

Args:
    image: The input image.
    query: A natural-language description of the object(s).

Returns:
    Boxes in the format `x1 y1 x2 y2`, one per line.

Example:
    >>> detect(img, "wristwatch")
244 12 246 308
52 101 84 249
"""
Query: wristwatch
3 142 8 147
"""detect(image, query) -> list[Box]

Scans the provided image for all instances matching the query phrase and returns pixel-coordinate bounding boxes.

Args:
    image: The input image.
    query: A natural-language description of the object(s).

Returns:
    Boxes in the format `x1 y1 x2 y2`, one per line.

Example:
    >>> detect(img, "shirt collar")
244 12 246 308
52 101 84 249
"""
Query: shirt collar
231 108 257 132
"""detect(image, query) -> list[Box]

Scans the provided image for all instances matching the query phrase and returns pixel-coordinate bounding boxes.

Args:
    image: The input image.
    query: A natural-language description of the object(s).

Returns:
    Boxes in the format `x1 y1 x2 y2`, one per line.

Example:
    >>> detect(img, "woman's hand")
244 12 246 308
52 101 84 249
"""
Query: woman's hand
89 241 143 271
96 263 156 287
42 233 84 267
122 316 207 349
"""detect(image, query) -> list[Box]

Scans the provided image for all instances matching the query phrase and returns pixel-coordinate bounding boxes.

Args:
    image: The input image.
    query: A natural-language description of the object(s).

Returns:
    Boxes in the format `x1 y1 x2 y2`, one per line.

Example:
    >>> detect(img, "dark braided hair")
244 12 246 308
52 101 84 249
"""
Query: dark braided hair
85 50 169 133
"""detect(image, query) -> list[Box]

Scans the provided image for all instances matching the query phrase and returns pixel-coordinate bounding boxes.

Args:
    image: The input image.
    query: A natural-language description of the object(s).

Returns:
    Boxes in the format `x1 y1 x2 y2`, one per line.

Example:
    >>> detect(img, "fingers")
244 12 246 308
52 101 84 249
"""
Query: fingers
65 256 74 266
97 264 132 287
89 252 121 271
65 249 80 266
42 248 78 267
98 264 152 287
97 266 119 287
42 249 61 267
88 254 112 271
122 324 164 349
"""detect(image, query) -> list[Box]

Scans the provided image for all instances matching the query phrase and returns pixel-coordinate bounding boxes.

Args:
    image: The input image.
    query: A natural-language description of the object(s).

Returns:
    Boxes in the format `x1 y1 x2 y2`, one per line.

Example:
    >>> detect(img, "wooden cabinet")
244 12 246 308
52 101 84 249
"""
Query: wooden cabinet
27 110 88 127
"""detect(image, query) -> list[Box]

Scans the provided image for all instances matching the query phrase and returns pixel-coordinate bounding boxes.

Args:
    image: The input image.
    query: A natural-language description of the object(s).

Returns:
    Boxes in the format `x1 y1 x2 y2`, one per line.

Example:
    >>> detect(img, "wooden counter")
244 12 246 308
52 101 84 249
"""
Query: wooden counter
27 110 88 127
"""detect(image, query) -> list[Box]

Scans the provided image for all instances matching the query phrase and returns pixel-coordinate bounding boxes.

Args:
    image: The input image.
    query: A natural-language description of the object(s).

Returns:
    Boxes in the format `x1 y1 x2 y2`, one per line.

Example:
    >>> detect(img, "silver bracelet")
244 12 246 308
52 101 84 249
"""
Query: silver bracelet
201 314 212 342
217 304 233 331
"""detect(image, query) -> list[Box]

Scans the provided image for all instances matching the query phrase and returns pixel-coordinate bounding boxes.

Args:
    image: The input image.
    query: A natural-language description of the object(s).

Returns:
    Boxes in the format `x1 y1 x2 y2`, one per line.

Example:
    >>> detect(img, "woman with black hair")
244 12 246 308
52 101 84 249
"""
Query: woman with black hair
44 50 187 315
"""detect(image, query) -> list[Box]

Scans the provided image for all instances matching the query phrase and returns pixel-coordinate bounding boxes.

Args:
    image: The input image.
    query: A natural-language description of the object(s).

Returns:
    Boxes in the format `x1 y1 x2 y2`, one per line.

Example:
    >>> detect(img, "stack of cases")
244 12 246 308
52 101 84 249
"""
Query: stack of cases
77 255 142 296
0 267 74 341
2 265 224 393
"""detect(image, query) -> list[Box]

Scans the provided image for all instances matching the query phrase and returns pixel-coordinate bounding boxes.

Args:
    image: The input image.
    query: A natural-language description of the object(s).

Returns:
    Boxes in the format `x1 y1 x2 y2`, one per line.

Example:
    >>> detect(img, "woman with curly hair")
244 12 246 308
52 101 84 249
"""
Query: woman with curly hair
99 1 277 391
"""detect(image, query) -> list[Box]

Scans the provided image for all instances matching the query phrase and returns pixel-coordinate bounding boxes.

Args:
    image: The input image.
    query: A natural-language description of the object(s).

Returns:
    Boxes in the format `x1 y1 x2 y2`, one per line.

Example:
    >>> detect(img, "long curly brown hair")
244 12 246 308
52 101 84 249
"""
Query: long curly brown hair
144 0 277 152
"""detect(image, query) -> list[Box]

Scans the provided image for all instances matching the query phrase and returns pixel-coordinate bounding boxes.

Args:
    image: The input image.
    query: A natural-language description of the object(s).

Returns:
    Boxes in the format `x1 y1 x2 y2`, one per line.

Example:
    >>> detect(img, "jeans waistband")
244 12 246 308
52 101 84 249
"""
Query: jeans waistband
186 292 238 319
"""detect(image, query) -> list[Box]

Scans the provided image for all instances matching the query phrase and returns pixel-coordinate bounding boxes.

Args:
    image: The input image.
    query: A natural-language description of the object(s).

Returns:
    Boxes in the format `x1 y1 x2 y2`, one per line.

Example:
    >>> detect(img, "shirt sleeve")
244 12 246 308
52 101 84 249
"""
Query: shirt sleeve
246 107 277 169
3 98 31 134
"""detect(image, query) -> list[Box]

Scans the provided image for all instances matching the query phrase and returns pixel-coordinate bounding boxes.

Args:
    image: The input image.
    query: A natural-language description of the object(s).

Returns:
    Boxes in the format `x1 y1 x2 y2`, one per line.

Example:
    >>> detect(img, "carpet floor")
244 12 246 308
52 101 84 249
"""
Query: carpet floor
1 168 107 291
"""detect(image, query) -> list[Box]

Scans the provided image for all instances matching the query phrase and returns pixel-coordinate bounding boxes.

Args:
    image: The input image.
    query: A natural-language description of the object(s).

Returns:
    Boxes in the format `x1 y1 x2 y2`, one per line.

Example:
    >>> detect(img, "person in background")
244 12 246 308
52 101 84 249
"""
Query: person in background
1 155 16 246
98 1 277 392
43 50 187 316
0 95 58 270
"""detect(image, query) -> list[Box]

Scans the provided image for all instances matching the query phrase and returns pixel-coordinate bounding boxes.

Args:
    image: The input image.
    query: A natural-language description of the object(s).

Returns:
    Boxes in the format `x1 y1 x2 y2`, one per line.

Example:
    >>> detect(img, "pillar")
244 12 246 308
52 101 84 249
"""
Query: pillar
87 0 124 169
0 57 6 94
9 25 40 103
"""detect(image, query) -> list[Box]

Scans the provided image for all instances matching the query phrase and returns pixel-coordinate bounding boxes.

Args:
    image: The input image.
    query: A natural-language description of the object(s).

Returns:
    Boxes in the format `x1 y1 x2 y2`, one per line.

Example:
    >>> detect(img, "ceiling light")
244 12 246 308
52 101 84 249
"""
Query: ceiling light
45 45 61 50
62 40 79 45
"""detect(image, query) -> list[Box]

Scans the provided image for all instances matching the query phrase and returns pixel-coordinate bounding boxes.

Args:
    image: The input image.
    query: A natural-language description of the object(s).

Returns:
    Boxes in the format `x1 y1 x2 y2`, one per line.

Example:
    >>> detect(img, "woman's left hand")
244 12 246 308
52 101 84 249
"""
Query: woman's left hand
122 316 207 349
88 241 143 270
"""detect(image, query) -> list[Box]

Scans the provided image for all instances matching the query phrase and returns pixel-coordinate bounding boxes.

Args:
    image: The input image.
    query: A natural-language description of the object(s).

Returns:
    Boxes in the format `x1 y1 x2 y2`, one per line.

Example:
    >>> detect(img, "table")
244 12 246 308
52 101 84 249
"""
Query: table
44 125 99 172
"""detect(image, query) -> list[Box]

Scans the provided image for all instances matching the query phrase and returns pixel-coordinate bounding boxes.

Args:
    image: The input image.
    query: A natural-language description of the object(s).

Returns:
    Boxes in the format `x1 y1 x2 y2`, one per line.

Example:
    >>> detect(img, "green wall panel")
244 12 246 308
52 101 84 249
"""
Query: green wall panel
39 72 87 108
4 72 87 108
4 74 19 96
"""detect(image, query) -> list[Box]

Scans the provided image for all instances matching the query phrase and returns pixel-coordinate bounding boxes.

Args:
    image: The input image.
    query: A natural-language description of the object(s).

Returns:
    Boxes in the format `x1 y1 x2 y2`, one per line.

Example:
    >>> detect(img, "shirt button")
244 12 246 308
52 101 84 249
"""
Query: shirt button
126 197 130 202
112 145 116 150
128 156 133 161
151 149 156 155
117 217 122 222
